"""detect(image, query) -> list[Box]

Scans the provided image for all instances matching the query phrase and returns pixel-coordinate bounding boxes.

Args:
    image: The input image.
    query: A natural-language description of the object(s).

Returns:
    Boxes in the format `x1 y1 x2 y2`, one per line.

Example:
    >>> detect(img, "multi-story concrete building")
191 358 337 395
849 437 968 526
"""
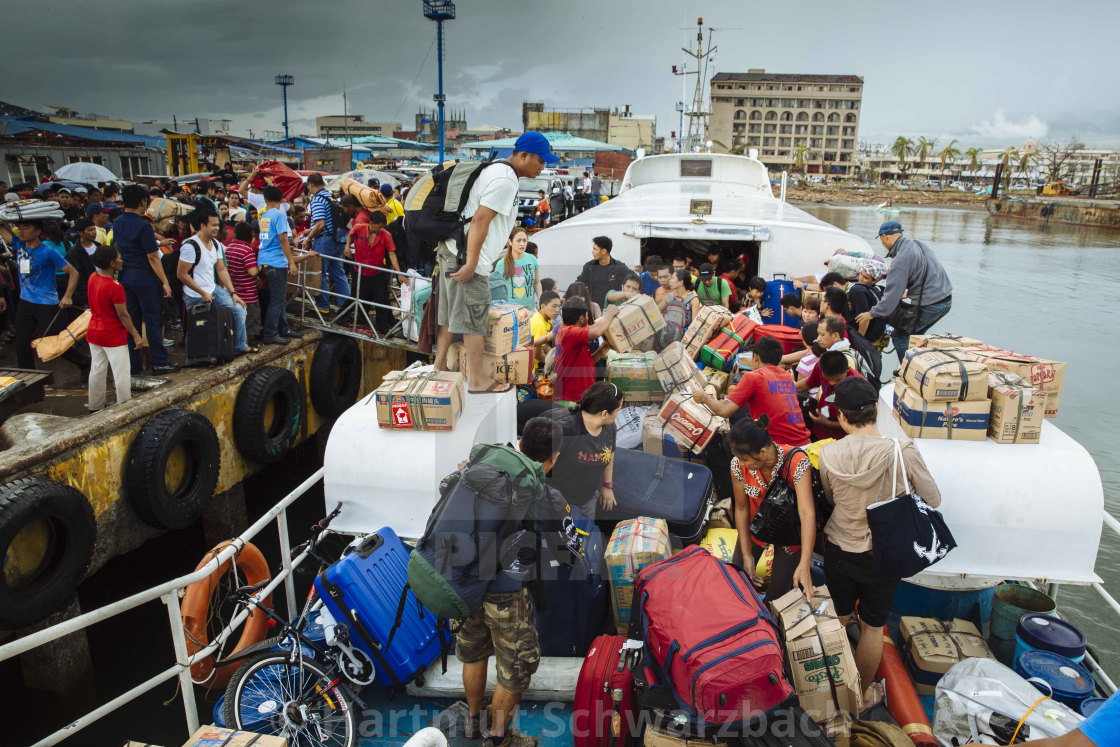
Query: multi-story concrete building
316 116 402 138
522 103 656 151
709 70 863 175
608 106 657 152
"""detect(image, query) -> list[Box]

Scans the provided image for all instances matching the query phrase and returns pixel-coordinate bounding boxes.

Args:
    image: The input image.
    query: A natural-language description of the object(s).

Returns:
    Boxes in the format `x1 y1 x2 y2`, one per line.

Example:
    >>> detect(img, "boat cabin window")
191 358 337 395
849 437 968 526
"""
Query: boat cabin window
680 159 712 178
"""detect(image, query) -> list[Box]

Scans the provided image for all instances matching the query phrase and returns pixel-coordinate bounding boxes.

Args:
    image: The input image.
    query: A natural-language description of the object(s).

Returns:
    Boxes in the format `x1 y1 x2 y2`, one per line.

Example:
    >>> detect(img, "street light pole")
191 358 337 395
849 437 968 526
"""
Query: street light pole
275 75 294 146
423 1 456 164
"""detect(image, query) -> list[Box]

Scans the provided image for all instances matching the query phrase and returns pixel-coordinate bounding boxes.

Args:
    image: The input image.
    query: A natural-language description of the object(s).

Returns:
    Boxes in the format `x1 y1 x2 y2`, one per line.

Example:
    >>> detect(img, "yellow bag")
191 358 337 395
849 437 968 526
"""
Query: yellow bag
756 544 775 584
804 438 836 470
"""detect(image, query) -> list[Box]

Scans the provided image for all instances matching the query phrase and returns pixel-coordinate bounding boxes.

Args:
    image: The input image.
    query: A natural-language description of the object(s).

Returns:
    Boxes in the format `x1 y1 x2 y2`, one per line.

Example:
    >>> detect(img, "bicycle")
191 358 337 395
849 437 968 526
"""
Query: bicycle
218 503 373 747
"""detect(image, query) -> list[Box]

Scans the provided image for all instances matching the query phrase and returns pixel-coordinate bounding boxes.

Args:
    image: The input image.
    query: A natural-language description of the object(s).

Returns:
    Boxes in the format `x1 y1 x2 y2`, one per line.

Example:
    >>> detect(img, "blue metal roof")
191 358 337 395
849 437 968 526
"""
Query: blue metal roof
0 116 166 148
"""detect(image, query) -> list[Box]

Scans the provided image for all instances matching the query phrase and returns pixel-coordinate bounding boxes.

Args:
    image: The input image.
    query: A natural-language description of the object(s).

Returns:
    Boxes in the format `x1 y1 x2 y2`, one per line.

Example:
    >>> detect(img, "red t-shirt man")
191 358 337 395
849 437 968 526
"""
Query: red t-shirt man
725 365 811 446
87 273 127 348
555 325 595 404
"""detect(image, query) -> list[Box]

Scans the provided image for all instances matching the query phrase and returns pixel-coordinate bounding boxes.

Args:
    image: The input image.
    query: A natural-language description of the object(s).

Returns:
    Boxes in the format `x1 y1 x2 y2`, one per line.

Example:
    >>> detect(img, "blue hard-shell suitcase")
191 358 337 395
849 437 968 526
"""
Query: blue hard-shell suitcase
314 527 442 687
535 506 609 657
598 448 713 545
762 275 800 329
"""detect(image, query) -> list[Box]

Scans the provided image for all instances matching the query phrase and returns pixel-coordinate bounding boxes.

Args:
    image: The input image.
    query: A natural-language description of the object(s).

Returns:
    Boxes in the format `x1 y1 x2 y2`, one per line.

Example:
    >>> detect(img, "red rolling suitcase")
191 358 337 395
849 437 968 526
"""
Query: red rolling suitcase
574 634 639 747
754 324 804 355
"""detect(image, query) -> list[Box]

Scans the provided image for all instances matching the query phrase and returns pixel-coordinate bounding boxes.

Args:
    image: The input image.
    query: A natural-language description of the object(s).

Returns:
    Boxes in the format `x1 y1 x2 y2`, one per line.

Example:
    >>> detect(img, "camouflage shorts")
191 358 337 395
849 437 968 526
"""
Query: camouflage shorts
455 588 540 693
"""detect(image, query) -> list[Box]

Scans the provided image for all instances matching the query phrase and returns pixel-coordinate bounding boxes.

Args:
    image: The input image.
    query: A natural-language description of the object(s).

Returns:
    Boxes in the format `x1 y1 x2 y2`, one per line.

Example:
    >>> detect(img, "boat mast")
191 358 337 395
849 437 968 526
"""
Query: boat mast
673 17 717 152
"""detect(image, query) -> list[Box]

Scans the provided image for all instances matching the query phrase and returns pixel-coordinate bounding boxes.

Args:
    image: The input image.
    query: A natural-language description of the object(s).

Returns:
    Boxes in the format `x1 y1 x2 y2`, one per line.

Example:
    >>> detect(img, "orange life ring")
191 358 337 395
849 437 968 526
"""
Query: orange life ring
876 627 938 746
181 540 272 689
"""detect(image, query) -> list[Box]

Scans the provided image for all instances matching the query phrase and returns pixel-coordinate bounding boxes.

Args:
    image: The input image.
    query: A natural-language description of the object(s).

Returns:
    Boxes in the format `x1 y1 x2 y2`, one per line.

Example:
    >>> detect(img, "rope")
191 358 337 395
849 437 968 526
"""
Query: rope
1011 695 1051 745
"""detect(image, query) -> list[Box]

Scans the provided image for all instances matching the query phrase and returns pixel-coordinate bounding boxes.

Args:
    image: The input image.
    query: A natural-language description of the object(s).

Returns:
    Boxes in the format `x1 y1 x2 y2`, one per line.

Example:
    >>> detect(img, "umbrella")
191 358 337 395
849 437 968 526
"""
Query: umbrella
54 162 119 183
33 180 95 195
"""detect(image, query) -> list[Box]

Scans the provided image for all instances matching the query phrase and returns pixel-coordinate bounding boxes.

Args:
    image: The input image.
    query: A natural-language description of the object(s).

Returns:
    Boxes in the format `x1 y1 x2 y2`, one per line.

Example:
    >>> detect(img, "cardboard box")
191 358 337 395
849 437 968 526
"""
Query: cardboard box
771 586 862 722
605 295 666 352
909 333 984 350
484 301 533 355
701 366 730 396
961 347 1067 418
658 393 726 454
375 370 465 431
654 342 706 396
607 351 664 403
644 725 727 747
987 371 1045 444
606 518 671 634
893 380 989 441
899 616 994 694
183 728 287 747
899 348 990 402
681 305 734 359
447 343 534 385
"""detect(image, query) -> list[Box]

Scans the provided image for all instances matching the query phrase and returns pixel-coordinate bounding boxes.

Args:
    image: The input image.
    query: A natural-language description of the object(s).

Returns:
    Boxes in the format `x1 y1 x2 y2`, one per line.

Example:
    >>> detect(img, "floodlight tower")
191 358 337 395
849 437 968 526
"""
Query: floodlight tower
422 0 456 163
275 75 294 146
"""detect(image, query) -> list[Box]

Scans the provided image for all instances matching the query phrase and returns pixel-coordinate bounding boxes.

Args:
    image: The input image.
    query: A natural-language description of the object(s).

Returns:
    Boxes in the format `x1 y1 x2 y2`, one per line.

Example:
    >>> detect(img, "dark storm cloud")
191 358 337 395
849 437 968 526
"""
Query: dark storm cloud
4 0 1119 147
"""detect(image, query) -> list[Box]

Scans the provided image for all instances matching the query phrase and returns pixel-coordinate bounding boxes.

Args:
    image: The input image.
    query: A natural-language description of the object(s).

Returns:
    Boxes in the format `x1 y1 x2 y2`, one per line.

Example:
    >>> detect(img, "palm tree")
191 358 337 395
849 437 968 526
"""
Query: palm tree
938 139 961 187
891 136 914 178
1017 152 1034 187
712 133 748 155
916 137 937 179
965 147 983 182
793 141 815 174
1001 147 1019 191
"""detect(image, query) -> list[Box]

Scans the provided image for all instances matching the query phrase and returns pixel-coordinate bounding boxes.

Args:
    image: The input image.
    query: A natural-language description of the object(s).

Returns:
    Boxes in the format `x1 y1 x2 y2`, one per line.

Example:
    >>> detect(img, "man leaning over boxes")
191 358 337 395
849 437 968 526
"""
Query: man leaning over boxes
434 133 559 393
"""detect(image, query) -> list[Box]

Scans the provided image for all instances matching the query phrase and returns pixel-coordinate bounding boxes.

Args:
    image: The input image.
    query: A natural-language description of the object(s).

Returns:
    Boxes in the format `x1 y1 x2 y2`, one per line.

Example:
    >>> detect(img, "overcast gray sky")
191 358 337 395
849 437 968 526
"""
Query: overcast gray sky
4 0 1117 148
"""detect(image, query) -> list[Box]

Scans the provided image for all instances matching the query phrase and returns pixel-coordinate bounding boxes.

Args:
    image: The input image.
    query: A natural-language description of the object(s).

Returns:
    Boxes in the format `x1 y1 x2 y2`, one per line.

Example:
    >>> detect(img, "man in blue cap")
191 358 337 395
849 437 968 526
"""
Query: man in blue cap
855 220 952 361
434 131 558 393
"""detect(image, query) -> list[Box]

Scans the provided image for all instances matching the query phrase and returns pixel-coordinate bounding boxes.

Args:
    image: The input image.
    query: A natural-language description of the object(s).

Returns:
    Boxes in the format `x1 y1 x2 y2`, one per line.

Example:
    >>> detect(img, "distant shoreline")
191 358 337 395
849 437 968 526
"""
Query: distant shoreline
785 183 987 207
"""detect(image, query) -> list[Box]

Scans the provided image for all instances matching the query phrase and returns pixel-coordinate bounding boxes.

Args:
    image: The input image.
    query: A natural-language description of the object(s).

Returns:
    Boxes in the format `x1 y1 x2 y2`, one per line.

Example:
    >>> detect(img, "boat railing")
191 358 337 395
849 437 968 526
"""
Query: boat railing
0 467 326 747
1 470 1118 745
288 250 422 350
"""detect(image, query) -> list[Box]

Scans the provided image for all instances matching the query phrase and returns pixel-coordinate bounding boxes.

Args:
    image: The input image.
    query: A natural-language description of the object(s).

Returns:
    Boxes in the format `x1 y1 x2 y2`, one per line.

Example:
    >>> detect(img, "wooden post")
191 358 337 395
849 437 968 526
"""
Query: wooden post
991 161 1004 200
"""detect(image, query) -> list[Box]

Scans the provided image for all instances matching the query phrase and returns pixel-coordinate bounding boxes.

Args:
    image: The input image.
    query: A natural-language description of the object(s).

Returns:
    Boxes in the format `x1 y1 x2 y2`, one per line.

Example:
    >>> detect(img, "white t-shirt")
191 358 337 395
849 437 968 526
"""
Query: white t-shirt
582 177 591 192
180 236 224 299
451 163 519 274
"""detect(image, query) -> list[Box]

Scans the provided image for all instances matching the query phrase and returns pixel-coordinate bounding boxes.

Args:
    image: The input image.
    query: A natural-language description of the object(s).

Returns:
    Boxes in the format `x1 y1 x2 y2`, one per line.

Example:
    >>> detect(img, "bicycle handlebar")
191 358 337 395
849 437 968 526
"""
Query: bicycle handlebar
289 503 344 559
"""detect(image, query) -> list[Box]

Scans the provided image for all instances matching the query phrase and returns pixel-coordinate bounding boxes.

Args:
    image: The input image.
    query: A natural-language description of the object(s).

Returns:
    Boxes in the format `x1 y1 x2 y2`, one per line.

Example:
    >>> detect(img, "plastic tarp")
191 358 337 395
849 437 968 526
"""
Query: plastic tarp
933 657 1082 745
256 161 304 203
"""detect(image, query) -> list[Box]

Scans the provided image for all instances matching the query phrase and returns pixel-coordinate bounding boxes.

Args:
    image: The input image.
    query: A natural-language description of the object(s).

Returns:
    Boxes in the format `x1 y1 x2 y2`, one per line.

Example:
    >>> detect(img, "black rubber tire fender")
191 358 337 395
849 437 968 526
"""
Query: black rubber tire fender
309 335 362 420
0 478 96 629
126 408 221 530
233 366 303 464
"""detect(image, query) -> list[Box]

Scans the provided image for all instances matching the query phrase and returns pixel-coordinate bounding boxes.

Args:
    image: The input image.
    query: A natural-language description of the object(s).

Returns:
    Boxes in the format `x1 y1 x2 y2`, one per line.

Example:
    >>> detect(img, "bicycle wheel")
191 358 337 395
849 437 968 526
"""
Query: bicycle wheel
224 651 357 747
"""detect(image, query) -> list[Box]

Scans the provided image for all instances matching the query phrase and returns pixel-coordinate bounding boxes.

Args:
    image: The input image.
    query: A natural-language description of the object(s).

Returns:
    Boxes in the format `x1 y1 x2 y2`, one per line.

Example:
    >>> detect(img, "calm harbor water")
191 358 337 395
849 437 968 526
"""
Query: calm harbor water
802 203 1120 676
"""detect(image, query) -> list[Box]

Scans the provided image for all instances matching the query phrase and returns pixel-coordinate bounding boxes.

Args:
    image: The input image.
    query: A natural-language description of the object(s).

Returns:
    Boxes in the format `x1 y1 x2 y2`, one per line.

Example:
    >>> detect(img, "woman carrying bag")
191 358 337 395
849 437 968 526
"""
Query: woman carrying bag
727 416 816 599
818 376 947 710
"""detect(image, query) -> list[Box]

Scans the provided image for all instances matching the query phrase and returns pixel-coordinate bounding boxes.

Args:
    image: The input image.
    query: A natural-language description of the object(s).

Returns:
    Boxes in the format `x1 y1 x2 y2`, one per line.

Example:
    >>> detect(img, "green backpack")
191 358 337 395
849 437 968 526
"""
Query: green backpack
405 443 547 620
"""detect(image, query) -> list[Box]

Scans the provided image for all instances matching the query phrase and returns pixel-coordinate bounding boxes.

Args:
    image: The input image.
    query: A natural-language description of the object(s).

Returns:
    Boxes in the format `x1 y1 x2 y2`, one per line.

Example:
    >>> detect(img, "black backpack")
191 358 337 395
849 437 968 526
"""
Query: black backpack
848 328 884 384
403 160 514 265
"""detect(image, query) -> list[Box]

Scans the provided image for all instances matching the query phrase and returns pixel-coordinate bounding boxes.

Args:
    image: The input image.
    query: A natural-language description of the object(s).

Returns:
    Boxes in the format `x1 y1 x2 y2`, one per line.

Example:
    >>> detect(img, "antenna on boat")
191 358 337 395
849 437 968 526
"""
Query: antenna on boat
673 17 718 153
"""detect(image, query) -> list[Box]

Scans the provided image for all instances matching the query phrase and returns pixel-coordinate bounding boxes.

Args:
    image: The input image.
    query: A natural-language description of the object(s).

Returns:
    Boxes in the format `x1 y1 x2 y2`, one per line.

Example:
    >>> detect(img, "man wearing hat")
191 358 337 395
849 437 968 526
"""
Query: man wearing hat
695 262 732 307
818 376 941 708
433 131 558 394
855 221 952 361
85 202 111 246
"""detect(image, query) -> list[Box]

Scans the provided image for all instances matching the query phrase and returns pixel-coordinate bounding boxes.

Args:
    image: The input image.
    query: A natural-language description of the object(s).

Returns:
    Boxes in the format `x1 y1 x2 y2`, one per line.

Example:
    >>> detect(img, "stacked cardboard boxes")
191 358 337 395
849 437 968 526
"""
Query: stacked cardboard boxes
605 518 671 634
893 348 991 441
681 305 734 358
658 393 726 454
484 301 533 355
607 351 664 404
959 347 1068 418
653 342 706 396
447 343 534 385
770 587 862 723
987 372 1046 444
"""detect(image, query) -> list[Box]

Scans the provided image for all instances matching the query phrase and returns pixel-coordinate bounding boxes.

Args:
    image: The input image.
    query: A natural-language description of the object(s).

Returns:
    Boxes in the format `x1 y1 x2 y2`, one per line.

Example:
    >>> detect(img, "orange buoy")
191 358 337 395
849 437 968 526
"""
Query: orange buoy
876 626 938 746
181 540 272 689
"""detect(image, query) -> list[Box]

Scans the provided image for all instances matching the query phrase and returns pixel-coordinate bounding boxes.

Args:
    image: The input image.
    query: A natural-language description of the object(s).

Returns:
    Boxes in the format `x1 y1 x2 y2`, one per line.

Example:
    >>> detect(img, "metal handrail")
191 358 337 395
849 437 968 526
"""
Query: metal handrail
289 249 424 347
4 471 1119 745
0 467 326 747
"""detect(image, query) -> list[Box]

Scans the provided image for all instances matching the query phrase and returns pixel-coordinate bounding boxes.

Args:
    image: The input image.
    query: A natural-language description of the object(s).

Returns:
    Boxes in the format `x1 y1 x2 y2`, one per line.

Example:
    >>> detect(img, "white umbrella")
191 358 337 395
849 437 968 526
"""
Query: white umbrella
54 162 119 183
